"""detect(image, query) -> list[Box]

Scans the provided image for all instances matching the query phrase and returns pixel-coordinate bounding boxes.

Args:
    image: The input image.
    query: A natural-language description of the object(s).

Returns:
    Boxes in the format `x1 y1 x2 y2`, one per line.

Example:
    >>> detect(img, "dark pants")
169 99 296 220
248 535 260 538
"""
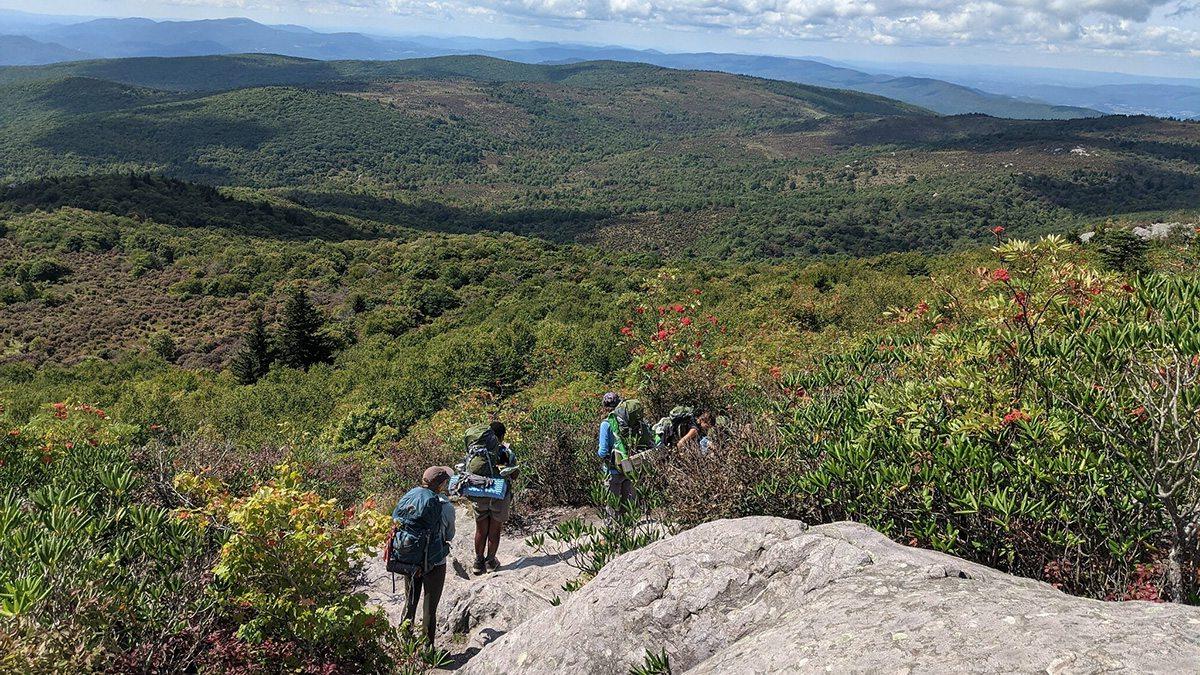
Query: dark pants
605 474 635 515
403 563 447 648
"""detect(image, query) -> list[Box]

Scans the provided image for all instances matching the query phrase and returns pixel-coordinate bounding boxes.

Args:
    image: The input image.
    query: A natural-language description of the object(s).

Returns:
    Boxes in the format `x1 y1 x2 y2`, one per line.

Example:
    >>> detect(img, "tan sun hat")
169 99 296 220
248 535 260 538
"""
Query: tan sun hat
422 465 453 490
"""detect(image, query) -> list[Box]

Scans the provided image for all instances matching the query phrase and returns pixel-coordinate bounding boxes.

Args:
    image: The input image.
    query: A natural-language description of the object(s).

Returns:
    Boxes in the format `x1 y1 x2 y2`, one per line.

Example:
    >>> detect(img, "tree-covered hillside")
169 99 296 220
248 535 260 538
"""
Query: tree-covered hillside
0 55 1196 259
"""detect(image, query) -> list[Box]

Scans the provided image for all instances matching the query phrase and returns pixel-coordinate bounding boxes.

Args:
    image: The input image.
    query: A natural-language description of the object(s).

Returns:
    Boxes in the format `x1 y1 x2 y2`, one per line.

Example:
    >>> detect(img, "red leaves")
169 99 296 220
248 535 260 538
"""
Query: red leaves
643 362 657 371
52 402 68 420
991 268 1011 283
992 226 1006 235
620 326 633 336
1002 409 1030 426
680 316 693 327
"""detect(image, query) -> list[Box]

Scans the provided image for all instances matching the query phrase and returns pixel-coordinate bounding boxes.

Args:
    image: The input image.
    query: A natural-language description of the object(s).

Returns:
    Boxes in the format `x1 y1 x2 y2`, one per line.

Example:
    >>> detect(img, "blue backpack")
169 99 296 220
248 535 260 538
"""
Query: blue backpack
387 487 445 576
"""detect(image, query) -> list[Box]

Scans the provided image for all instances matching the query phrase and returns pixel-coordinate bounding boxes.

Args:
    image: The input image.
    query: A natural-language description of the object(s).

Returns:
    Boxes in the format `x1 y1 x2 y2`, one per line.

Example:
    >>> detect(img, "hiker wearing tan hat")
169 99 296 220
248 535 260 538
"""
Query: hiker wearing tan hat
386 464 456 649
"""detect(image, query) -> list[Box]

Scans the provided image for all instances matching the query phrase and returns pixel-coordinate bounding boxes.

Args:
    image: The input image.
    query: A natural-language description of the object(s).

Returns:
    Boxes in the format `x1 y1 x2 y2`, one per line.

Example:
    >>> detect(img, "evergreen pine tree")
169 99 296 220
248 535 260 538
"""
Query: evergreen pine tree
230 312 273 385
276 288 332 370
1097 229 1149 274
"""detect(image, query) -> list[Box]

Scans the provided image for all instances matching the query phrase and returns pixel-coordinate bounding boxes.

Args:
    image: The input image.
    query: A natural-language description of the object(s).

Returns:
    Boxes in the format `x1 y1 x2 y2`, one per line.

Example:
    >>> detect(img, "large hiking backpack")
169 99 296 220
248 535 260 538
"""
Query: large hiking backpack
608 399 656 475
449 424 510 500
653 406 696 446
386 486 445 576
463 424 504 478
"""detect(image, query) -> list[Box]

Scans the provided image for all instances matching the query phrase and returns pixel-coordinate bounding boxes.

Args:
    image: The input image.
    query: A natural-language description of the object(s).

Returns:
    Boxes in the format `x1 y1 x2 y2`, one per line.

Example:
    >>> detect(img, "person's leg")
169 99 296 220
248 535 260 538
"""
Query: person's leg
486 518 503 558
473 514 489 560
604 473 623 520
402 572 422 628
486 495 510 561
605 473 623 499
472 506 489 574
621 477 636 513
420 564 447 648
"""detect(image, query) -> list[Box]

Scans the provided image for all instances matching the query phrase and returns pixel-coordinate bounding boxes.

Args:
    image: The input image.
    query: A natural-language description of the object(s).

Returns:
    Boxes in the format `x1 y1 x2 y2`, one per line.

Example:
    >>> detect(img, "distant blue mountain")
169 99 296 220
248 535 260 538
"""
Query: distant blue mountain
10 13 1199 118
0 35 92 66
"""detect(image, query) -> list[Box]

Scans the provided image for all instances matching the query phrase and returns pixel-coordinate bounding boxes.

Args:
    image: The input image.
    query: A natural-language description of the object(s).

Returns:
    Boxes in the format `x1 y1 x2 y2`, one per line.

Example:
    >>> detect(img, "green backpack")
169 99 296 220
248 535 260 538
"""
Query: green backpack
608 399 656 473
463 424 503 478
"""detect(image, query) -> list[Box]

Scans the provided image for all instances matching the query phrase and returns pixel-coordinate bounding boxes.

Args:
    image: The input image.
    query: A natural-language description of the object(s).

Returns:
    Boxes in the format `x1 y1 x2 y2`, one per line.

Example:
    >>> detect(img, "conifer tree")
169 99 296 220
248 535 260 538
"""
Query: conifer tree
230 312 273 385
276 288 332 370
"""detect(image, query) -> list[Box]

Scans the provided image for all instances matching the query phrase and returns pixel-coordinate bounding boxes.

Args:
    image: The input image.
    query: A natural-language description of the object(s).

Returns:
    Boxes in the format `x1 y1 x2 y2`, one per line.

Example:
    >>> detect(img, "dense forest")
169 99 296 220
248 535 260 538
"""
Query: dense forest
0 55 1197 259
2 54 1199 672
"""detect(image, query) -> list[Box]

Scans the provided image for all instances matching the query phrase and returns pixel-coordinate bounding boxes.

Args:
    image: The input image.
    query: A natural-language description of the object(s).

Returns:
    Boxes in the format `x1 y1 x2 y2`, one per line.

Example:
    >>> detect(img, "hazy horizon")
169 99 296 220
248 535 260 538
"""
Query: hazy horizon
2 1 1197 79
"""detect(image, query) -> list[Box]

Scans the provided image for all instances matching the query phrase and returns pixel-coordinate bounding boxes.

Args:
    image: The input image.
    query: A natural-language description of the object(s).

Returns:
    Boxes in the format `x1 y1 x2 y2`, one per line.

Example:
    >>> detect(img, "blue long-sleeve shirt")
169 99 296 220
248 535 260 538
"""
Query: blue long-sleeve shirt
597 420 620 475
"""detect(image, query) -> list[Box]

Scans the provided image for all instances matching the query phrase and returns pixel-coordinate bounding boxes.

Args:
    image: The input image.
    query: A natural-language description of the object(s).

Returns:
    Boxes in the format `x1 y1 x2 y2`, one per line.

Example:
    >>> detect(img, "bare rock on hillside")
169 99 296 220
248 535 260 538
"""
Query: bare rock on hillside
460 517 1200 674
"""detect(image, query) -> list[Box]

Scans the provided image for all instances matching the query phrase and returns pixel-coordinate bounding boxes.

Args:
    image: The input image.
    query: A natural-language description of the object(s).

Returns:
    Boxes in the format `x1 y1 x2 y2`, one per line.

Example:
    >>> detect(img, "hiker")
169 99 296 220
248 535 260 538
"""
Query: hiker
390 465 456 650
655 405 700 449
672 409 719 452
464 421 516 575
597 398 659 511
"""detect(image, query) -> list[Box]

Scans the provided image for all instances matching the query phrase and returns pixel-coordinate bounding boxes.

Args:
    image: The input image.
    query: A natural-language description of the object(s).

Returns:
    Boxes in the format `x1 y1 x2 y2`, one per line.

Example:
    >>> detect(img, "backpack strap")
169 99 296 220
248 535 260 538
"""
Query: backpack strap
607 412 634 474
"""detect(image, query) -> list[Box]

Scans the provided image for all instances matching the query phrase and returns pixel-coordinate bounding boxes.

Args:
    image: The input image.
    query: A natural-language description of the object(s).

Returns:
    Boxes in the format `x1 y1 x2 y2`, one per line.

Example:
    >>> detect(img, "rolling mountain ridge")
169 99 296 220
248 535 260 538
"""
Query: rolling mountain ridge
0 15 1104 120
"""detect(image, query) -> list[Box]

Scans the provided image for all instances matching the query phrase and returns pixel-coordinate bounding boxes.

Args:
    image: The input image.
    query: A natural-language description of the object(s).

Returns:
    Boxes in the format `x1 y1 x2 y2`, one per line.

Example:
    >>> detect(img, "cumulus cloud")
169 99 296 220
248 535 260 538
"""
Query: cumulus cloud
159 0 1200 54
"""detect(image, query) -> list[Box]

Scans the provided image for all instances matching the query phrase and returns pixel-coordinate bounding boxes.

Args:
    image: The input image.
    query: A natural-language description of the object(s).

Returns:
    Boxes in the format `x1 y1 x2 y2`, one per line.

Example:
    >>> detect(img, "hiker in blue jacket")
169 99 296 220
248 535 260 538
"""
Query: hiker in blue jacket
394 465 456 650
597 392 631 507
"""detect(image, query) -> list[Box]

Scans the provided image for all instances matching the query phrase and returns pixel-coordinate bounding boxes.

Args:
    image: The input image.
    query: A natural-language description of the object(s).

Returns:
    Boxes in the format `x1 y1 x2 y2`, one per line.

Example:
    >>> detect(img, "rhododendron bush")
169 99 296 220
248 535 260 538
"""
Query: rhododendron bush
770 236 1200 603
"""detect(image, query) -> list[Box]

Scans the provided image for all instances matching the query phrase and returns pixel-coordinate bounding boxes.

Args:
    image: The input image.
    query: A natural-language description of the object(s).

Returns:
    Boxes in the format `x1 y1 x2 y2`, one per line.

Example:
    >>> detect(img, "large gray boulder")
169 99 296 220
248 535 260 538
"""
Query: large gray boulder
461 517 1200 674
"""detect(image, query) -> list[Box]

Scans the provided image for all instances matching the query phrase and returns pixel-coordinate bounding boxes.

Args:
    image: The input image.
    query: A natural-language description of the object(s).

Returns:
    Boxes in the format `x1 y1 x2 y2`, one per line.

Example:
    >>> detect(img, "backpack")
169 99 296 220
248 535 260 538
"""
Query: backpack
463 424 505 478
653 406 696 446
607 399 656 474
386 486 445 576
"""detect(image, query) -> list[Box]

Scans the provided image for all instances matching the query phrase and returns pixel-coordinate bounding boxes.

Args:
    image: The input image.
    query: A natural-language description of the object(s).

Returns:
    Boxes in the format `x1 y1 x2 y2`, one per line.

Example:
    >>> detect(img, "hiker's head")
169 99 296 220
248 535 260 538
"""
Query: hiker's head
602 391 621 411
422 465 453 492
490 420 507 443
697 410 716 431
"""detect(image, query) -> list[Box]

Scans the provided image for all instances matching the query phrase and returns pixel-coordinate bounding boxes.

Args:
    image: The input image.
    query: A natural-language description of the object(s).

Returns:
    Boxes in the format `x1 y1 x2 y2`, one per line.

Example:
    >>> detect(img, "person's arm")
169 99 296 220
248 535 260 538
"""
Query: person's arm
441 499 456 543
677 426 700 448
598 420 613 461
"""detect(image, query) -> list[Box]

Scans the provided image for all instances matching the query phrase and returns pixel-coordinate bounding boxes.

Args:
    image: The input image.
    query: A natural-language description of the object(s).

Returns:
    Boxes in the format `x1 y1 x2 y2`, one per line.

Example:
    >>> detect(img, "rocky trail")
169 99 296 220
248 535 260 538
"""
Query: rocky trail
362 508 1200 673
359 502 587 669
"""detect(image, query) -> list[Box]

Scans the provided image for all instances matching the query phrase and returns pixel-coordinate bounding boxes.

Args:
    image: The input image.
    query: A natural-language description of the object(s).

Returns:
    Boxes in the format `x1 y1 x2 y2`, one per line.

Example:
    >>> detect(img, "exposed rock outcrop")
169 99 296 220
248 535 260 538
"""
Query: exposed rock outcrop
460 517 1200 674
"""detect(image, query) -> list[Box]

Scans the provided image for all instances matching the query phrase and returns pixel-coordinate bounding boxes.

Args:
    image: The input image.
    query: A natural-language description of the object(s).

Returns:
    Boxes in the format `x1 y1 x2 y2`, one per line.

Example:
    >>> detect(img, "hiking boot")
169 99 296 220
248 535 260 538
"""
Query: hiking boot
471 556 486 575
485 556 500 572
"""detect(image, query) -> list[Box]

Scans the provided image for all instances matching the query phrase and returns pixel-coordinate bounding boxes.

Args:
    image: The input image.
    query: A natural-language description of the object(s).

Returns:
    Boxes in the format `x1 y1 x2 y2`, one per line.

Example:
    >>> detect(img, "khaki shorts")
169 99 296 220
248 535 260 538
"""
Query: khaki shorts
469 494 512 523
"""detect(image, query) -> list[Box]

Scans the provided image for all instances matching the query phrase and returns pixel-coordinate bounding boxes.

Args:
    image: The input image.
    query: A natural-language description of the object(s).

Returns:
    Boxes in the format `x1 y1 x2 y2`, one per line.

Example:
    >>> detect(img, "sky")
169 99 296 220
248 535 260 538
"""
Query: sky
5 0 1199 76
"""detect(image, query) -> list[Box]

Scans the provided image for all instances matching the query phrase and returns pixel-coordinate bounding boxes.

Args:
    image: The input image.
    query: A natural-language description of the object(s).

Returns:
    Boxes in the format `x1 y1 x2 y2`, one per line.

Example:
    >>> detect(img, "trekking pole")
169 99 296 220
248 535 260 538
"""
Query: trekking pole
391 572 396 595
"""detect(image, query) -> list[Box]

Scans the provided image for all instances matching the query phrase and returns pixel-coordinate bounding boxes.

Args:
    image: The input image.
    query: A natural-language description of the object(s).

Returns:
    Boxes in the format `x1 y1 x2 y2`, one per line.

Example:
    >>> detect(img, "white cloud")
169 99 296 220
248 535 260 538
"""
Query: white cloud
155 0 1199 54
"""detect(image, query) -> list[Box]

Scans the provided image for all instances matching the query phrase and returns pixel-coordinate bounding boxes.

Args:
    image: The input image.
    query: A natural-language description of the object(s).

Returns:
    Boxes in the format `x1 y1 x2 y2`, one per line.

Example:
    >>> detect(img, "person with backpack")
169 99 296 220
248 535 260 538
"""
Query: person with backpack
388 465 456 650
654 405 700 449
597 398 659 511
463 421 516 575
